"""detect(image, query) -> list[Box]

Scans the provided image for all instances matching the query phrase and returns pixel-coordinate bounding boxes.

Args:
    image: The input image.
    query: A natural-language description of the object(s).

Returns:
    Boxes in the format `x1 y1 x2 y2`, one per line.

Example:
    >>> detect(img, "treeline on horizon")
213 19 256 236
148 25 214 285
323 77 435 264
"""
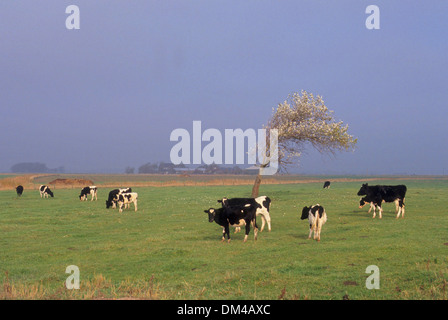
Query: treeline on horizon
127 162 257 175
10 162 257 175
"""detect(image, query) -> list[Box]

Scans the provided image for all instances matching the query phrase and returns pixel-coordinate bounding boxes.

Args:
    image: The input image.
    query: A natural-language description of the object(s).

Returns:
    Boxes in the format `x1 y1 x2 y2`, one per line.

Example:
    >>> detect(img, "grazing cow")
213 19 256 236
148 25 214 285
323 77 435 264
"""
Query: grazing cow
39 185 54 198
113 192 138 213
218 196 271 232
357 183 407 218
359 196 386 218
204 204 258 243
300 204 327 241
105 188 132 209
323 181 331 189
16 185 24 197
79 186 98 201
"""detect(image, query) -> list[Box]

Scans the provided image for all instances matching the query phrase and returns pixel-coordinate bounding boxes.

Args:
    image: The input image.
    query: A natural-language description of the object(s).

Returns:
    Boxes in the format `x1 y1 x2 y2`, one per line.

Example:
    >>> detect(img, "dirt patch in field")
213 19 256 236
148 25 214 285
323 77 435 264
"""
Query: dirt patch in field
343 281 359 286
0 174 43 191
48 178 94 187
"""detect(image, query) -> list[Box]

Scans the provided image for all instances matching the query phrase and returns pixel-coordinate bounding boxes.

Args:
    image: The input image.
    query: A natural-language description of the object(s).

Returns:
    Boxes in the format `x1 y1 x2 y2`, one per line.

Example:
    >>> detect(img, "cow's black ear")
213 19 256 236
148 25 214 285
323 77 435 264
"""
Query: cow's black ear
217 199 222 203
204 210 208 213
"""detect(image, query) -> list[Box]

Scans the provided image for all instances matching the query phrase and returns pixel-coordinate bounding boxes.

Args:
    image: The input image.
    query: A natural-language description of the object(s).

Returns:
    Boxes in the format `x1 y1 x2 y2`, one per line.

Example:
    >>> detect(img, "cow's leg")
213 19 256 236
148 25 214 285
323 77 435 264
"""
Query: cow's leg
225 225 231 243
243 222 251 243
368 203 373 214
378 205 383 219
234 227 241 233
396 200 404 218
312 218 319 240
221 227 226 242
317 219 323 241
308 224 313 239
372 206 376 218
134 199 138 212
263 213 272 232
119 202 123 213
252 219 259 241
259 215 266 232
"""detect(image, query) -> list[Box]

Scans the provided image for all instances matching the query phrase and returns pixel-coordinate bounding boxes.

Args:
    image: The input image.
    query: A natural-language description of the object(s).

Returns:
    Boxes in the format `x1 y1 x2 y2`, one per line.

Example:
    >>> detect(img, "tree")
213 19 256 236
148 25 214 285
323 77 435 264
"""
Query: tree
125 166 135 174
251 91 357 197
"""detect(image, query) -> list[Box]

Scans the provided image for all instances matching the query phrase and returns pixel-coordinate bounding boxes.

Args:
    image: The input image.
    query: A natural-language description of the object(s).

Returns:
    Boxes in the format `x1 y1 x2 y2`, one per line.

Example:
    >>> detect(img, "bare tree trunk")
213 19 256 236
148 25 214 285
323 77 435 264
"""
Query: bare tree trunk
251 171 262 198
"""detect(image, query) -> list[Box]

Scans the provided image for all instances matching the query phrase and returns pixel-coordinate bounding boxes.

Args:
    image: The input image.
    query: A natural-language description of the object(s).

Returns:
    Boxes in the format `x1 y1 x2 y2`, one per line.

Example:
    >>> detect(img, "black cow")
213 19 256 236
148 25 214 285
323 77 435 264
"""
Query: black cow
16 185 24 196
204 204 258 243
105 188 132 209
218 196 271 232
357 183 407 218
300 204 327 241
323 181 331 189
39 185 54 198
79 186 98 201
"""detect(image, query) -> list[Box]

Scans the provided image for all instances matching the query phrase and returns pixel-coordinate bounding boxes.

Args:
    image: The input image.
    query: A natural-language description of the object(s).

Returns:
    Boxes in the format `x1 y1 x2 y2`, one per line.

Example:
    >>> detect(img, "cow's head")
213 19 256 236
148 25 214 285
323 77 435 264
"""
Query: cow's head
301 206 310 220
204 208 216 222
105 199 113 208
47 189 54 197
217 197 228 206
357 183 369 196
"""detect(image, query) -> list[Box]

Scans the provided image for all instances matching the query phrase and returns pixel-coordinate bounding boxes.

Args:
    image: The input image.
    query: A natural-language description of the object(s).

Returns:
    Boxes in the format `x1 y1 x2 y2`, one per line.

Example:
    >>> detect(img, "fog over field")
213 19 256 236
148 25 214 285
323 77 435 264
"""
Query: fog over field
1 1 447 175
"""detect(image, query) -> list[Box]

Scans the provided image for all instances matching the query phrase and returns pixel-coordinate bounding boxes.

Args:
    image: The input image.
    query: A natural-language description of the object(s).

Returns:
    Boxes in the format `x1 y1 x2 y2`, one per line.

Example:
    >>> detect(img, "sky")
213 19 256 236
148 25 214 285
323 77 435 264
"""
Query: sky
1 1 447 175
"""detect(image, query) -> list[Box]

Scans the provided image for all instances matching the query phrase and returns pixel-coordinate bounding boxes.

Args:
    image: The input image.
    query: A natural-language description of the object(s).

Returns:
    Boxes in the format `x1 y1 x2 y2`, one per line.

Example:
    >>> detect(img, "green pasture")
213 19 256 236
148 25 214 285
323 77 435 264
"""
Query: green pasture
0 178 447 299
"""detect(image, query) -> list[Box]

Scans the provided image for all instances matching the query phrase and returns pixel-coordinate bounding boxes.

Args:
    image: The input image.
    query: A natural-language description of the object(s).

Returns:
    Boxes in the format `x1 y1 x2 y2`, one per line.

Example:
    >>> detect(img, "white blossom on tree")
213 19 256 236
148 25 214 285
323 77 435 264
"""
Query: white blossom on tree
251 90 357 197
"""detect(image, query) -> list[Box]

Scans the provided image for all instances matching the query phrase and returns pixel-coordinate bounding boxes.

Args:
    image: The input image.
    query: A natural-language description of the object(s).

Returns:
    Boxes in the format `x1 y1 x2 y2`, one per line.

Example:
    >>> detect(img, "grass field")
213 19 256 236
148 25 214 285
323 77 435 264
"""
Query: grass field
0 176 447 300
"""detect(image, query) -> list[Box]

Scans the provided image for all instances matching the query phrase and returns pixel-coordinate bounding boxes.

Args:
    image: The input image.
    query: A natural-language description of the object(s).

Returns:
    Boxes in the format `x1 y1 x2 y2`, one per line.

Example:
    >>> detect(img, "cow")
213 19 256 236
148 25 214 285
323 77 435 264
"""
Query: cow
204 204 258 243
39 185 54 198
105 188 132 209
359 196 384 217
300 204 327 241
217 196 271 232
357 183 407 219
323 181 331 189
79 186 98 201
359 196 390 218
113 192 138 213
16 185 24 197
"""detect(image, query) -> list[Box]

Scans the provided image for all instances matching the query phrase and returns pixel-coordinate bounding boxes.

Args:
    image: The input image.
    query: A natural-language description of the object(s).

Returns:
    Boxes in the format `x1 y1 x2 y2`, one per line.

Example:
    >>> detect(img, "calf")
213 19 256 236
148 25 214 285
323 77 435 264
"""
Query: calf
204 204 258 243
359 196 385 218
105 188 132 209
16 185 24 197
357 183 406 218
113 192 138 213
300 204 327 241
323 181 331 189
218 196 271 232
79 186 98 201
39 185 54 198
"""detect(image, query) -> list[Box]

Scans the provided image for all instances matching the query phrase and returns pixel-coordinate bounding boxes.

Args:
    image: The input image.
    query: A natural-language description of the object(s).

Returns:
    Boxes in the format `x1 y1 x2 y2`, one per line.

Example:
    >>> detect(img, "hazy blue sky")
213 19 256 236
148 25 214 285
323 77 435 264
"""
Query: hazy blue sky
1 1 447 174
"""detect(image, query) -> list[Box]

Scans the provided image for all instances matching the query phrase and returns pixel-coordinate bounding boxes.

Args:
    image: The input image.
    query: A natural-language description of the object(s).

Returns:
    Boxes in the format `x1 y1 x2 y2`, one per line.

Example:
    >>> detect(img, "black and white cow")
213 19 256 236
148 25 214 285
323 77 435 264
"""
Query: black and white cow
204 203 258 243
359 196 389 218
16 185 24 197
300 204 327 241
323 181 331 189
218 196 271 232
357 184 407 219
39 185 54 198
113 192 138 213
105 188 132 209
79 186 98 201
